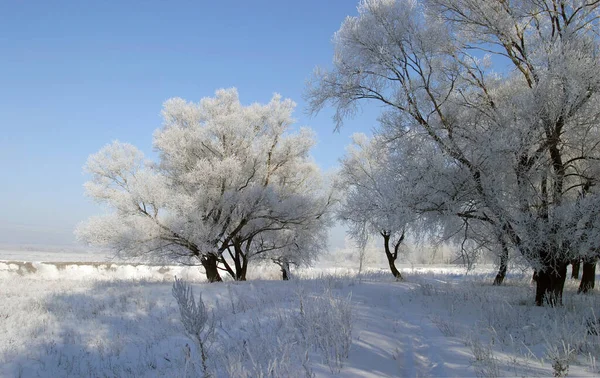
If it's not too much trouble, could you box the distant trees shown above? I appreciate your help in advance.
[77,89,333,281]
[309,0,600,305]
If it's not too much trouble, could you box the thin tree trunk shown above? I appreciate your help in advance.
[571,259,581,280]
[237,260,247,281]
[382,232,403,280]
[234,242,243,281]
[236,243,248,281]
[281,261,291,280]
[535,261,568,306]
[201,254,222,283]
[493,239,509,285]
[578,259,596,294]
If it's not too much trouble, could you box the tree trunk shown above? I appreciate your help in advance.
[382,233,403,280]
[493,240,509,285]
[232,260,247,281]
[235,251,248,281]
[236,264,247,281]
[535,262,567,306]
[230,242,247,281]
[578,259,596,294]
[201,254,222,283]
[281,261,291,281]
[571,259,581,280]
[387,258,403,280]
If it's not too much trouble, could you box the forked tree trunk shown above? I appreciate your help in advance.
[236,263,248,281]
[578,259,596,294]
[571,259,581,280]
[493,240,509,286]
[225,242,247,281]
[381,231,403,281]
[535,261,568,306]
[201,254,222,282]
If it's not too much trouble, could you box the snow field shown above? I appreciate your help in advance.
[0,260,206,282]
[1,265,599,377]
[0,268,354,377]
[406,272,600,377]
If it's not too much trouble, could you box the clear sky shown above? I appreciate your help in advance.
[0,0,380,248]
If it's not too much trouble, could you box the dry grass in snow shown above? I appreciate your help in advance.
[1,259,599,377]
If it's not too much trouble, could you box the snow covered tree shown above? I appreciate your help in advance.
[308,0,600,305]
[266,224,329,280]
[337,133,411,280]
[77,88,333,282]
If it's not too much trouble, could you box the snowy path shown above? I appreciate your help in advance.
[339,281,474,378]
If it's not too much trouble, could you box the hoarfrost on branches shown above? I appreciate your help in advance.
[77,88,333,281]
[309,0,600,305]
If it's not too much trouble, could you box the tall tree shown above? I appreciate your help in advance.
[308,0,600,305]
[77,89,332,281]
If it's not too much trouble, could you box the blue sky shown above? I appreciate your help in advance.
[0,0,381,247]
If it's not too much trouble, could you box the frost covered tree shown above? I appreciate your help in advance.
[308,0,600,305]
[337,133,410,280]
[77,89,333,282]
[338,130,501,281]
[266,225,328,280]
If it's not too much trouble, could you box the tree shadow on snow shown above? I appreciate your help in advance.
[4,280,192,377]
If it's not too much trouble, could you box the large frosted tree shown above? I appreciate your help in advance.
[308,0,600,305]
[77,88,333,282]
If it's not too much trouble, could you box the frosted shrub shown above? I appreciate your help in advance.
[468,336,500,378]
[295,288,352,373]
[430,314,457,337]
[218,285,352,376]
[545,340,576,378]
[172,277,215,377]
[417,281,440,297]
[219,324,314,378]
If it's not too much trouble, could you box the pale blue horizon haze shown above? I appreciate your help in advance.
[0,1,381,249]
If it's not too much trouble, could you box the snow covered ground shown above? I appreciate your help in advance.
[0,246,112,262]
[1,249,599,377]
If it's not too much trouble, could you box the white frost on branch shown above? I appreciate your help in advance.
[77,89,333,279]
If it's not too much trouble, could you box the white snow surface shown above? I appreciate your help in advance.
[1,250,599,377]
[0,247,111,262]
